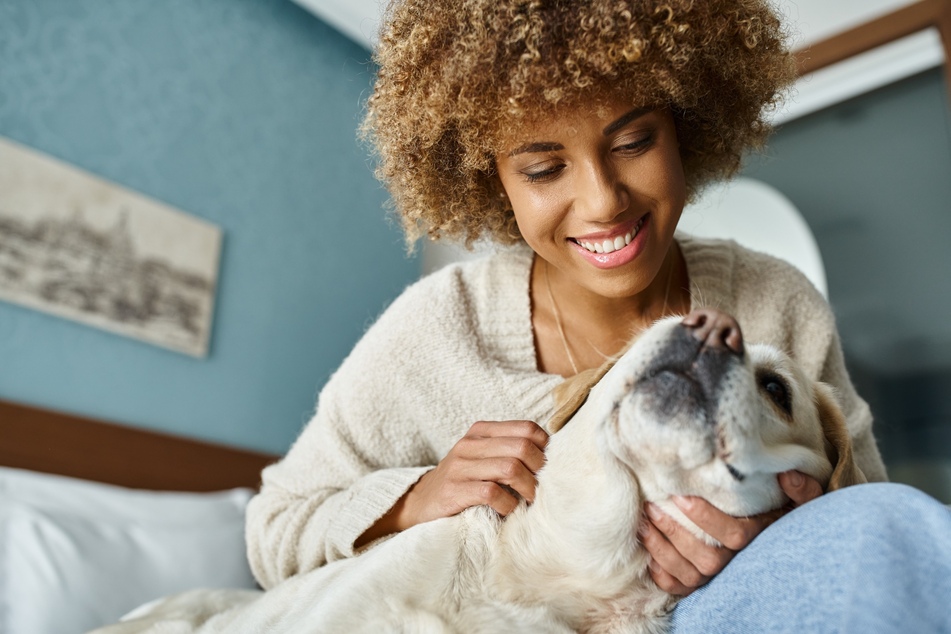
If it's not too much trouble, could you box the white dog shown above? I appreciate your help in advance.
[103,308,865,634]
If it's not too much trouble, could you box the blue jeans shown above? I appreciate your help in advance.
[671,483,951,633]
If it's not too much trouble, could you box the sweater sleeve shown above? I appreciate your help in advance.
[245,270,468,590]
[244,391,434,590]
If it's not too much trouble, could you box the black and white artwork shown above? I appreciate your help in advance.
[0,137,222,357]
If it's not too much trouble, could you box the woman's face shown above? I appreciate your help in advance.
[495,100,687,300]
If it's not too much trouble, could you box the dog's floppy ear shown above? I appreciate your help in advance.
[815,383,867,491]
[546,360,616,433]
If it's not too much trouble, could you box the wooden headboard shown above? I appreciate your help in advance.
[0,398,279,492]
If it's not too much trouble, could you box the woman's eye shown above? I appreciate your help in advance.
[614,133,654,155]
[523,165,564,183]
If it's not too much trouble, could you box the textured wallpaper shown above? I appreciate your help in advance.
[0,0,418,452]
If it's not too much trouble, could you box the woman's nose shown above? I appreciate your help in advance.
[575,162,629,222]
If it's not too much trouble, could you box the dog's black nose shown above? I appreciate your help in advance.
[681,308,744,357]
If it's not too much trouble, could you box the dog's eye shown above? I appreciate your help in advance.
[758,371,792,415]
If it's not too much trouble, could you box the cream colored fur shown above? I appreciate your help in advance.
[98,314,865,634]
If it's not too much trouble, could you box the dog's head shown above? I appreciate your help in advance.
[548,308,865,517]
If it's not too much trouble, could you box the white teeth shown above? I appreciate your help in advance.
[576,218,644,255]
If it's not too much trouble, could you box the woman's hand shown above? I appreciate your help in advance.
[356,420,548,547]
[406,420,549,523]
[638,470,823,596]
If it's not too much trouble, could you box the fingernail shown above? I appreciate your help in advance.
[672,495,693,511]
[637,521,649,537]
[646,503,663,521]
[787,471,803,487]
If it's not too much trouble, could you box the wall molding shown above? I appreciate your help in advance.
[792,0,951,105]
[794,0,951,76]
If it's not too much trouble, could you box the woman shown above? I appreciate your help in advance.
[247,0,950,629]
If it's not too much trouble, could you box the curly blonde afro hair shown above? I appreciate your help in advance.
[362,0,795,246]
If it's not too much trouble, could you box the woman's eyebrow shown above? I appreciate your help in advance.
[507,107,653,156]
[508,141,564,157]
[602,107,653,136]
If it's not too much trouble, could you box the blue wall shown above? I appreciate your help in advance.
[0,0,418,454]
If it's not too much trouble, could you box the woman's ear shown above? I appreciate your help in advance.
[815,383,867,491]
[547,360,615,433]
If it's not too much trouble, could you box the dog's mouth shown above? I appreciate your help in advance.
[716,424,747,482]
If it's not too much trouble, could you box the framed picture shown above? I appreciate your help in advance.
[0,137,222,358]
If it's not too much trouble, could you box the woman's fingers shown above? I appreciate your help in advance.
[456,455,542,502]
[646,554,694,596]
[640,502,740,595]
[641,474,826,595]
[639,517,706,594]
[466,420,549,452]
[470,480,521,517]
[455,433,547,474]
[778,470,823,507]
[645,503,735,579]
[669,472,824,551]
[670,496,774,551]
[449,420,549,503]
[407,420,550,525]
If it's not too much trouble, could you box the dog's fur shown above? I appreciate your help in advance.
[139,311,865,634]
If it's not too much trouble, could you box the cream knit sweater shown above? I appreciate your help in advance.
[245,235,887,590]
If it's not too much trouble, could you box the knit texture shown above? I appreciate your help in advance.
[245,235,887,589]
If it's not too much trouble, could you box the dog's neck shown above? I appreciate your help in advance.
[487,403,663,627]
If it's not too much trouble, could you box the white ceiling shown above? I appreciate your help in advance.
[292,0,382,48]
[291,0,945,121]
[294,0,922,49]
[780,0,930,44]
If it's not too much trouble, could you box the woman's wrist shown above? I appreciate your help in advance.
[354,476,425,549]
[354,493,410,548]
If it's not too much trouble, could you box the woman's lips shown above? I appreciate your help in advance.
[574,216,646,255]
[570,215,650,269]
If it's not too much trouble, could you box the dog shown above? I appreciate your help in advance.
[105,308,865,634]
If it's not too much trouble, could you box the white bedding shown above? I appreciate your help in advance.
[86,517,460,634]
[0,466,258,634]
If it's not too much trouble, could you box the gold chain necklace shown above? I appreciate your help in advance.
[544,258,675,376]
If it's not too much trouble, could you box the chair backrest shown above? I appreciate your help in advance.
[678,177,828,298]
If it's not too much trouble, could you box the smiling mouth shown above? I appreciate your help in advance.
[572,216,646,254]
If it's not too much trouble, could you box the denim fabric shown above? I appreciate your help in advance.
[671,483,951,634]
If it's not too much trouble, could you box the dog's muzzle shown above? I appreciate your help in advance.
[635,308,745,423]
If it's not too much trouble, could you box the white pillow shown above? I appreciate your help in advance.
[0,466,258,634]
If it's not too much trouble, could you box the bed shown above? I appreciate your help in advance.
[0,398,278,634]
